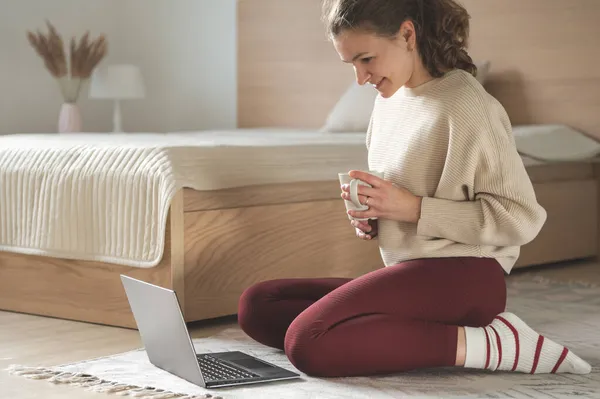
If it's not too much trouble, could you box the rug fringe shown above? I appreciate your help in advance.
[509,273,599,289]
[6,364,221,399]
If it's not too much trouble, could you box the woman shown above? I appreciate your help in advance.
[237,0,592,377]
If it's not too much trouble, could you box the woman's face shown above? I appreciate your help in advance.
[332,22,420,98]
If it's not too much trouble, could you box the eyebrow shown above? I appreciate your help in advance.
[342,52,369,63]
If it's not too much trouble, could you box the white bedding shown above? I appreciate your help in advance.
[0,129,368,268]
[513,124,600,162]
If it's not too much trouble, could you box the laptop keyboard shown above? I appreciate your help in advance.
[197,354,261,382]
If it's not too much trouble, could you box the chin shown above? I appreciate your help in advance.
[377,84,400,98]
[373,77,402,98]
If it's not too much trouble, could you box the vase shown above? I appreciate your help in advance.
[58,102,82,133]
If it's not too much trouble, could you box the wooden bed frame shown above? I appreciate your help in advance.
[1,0,599,328]
[0,183,383,328]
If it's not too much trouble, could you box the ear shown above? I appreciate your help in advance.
[398,20,417,50]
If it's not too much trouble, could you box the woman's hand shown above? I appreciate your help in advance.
[340,170,423,223]
[352,219,378,240]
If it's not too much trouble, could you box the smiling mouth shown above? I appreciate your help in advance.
[371,79,385,90]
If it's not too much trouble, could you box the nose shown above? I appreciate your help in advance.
[354,65,371,86]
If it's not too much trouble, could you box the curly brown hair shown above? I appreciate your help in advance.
[322,0,477,78]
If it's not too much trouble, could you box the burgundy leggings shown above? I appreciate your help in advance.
[237,257,506,377]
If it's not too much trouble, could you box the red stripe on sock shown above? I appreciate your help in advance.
[551,347,569,373]
[489,325,502,370]
[530,335,545,374]
[483,328,491,369]
[495,315,520,371]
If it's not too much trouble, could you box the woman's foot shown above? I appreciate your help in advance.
[464,312,591,374]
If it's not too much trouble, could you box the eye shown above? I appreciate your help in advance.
[360,57,373,64]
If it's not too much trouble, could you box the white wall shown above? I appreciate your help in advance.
[0,0,237,134]
[0,0,119,134]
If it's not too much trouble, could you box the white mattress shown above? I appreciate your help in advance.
[0,129,369,190]
[0,129,368,268]
[170,129,369,189]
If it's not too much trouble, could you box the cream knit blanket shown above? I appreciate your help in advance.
[0,131,367,267]
[0,138,177,267]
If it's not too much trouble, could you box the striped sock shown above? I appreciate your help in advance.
[464,312,591,374]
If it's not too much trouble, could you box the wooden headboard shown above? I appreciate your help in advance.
[238,0,600,139]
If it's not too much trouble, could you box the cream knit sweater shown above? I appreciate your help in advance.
[367,69,547,273]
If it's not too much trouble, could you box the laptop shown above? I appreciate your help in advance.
[120,275,301,389]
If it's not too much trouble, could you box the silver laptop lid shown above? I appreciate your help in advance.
[120,275,205,387]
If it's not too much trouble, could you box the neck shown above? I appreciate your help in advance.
[404,54,435,88]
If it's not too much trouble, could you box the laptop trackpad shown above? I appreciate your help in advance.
[213,352,278,371]
[230,357,276,370]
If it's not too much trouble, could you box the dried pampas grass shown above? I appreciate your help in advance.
[27,20,108,103]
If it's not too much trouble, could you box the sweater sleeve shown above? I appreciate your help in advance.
[416,94,547,247]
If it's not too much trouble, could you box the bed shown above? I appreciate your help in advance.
[0,130,382,328]
[1,0,600,329]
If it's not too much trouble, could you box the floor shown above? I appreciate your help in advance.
[1,260,599,399]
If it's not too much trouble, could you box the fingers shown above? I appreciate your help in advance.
[355,227,374,240]
[348,208,377,220]
[351,220,371,233]
[340,191,370,206]
[352,220,376,240]
[340,185,377,204]
[348,170,384,188]
[342,190,378,218]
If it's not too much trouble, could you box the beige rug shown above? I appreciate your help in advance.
[6,275,600,399]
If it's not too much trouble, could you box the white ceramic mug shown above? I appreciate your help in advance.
[338,170,384,221]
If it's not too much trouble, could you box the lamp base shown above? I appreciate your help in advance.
[58,103,82,133]
[112,99,123,133]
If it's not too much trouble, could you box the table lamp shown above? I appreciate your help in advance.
[89,64,145,132]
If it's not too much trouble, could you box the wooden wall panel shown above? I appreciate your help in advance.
[238,0,600,139]
[463,0,600,138]
[237,0,354,128]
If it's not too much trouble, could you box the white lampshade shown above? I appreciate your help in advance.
[89,64,145,99]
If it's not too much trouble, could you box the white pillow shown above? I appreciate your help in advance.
[513,124,600,161]
[475,60,491,85]
[320,82,378,133]
[321,60,492,133]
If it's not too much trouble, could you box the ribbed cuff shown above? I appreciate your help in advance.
[464,326,487,369]
[416,196,482,242]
